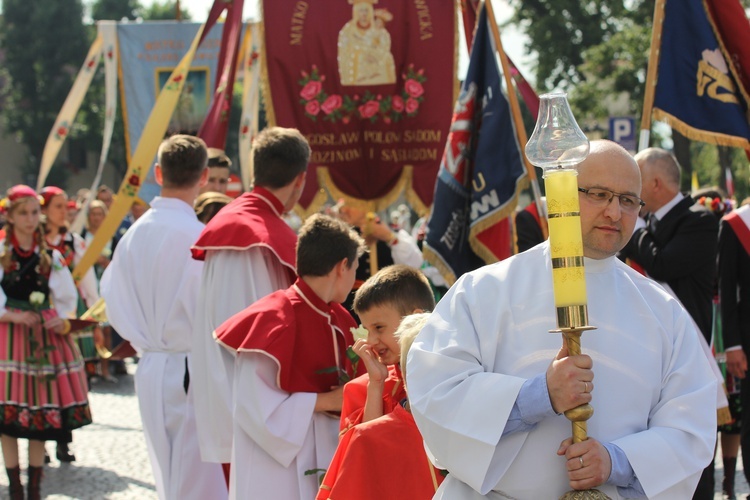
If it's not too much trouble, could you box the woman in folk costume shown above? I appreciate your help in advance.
[40,186,99,463]
[0,186,92,500]
[80,199,120,382]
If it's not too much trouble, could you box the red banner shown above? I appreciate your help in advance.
[262,0,457,215]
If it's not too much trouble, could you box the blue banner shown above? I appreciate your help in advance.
[653,0,750,148]
[117,22,224,201]
[423,4,526,286]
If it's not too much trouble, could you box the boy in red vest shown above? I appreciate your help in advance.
[319,313,445,499]
[339,265,435,433]
[215,214,366,500]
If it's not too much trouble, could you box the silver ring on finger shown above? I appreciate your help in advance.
[579,456,584,469]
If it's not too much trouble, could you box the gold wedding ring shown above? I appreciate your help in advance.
[579,456,584,468]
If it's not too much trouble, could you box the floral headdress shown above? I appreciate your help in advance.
[1,185,42,215]
[40,186,66,207]
[697,196,735,217]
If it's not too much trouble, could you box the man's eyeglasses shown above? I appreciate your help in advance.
[577,187,645,213]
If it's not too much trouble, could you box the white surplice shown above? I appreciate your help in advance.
[230,354,337,500]
[407,242,717,499]
[100,197,225,500]
[191,247,293,463]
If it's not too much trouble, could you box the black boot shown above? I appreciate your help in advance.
[26,466,42,500]
[56,441,75,462]
[6,466,23,500]
[723,456,737,499]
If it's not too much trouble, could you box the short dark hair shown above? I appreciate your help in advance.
[157,135,208,188]
[353,265,435,316]
[296,214,366,277]
[207,147,232,168]
[252,127,310,189]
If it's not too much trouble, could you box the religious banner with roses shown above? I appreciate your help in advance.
[262,0,457,215]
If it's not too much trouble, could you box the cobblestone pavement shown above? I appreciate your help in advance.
[0,359,746,498]
[0,360,156,499]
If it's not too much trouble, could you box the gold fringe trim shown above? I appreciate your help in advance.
[317,165,413,213]
[652,108,750,149]
[422,244,457,287]
[468,171,528,264]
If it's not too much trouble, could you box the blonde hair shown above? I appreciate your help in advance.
[395,313,431,382]
[86,200,108,231]
[1,196,51,275]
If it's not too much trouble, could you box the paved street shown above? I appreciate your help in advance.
[0,360,156,499]
[0,359,746,498]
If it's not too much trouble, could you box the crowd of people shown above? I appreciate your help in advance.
[0,131,748,499]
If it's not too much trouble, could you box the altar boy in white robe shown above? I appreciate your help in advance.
[407,140,717,499]
[190,128,308,477]
[101,135,225,500]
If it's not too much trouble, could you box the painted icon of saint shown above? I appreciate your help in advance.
[337,0,396,86]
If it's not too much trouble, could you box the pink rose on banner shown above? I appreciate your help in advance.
[392,95,405,112]
[406,97,420,114]
[404,79,425,98]
[321,95,343,115]
[45,409,61,428]
[359,100,380,119]
[300,80,323,101]
[305,100,321,116]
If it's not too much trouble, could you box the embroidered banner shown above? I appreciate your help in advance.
[36,34,103,191]
[423,3,526,286]
[651,0,750,148]
[261,0,457,215]
[117,21,224,201]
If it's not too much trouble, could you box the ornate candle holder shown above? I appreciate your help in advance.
[525,92,609,500]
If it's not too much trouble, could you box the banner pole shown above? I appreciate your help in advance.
[484,0,547,232]
[639,0,667,152]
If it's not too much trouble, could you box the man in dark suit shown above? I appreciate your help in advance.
[618,147,718,499]
[719,202,750,497]
[620,148,718,342]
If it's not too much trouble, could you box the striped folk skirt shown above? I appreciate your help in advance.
[0,308,92,441]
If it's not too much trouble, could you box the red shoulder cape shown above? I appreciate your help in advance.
[191,187,296,278]
[215,279,359,393]
[339,364,405,432]
[724,206,750,256]
[318,405,444,500]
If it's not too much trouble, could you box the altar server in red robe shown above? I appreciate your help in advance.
[339,265,434,433]
[215,214,366,500]
[318,313,444,500]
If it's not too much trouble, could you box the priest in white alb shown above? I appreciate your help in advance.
[189,128,309,479]
[407,141,717,499]
[101,135,225,500]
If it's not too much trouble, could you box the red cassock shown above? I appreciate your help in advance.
[215,278,362,393]
[191,186,297,283]
[339,364,406,433]
[318,404,444,500]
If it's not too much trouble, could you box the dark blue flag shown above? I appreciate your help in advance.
[653,0,750,148]
[423,4,526,286]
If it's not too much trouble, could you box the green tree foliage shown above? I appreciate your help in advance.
[91,0,142,21]
[138,1,192,21]
[0,0,89,187]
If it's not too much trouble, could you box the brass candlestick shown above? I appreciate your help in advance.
[527,93,610,500]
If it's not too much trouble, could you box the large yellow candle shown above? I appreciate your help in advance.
[544,169,588,310]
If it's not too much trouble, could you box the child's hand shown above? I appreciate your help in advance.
[315,386,344,413]
[352,338,388,385]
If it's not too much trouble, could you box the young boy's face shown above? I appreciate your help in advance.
[358,303,403,366]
